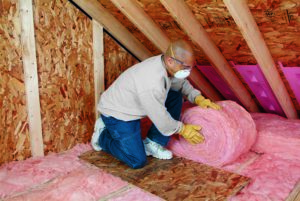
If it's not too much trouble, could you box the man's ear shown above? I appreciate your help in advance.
[165,56,174,67]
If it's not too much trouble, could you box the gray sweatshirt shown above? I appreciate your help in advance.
[97,55,201,136]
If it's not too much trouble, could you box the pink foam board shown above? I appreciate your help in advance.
[196,65,241,104]
[279,62,300,106]
[232,62,285,116]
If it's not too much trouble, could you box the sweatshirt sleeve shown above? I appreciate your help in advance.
[139,89,183,136]
[178,79,201,103]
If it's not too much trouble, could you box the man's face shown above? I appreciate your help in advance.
[166,53,195,77]
[179,54,195,71]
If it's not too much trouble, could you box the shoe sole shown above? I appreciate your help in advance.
[145,150,173,160]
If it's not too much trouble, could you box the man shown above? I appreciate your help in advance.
[91,40,220,169]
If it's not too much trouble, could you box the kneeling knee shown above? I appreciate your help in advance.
[130,158,147,169]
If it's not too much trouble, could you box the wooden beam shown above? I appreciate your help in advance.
[223,0,298,119]
[110,0,170,52]
[93,20,105,119]
[109,0,222,101]
[71,0,152,61]
[19,0,44,157]
[160,0,259,112]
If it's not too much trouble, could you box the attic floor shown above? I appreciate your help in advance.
[0,144,299,200]
[79,150,250,201]
[0,144,248,201]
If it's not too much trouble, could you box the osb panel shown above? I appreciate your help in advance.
[34,0,95,154]
[184,0,256,64]
[248,0,300,66]
[104,32,139,88]
[98,0,160,55]
[0,0,31,164]
[80,150,250,201]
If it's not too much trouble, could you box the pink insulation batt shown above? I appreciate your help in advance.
[4,166,128,201]
[229,153,300,201]
[168,101,257,167]
[0,144,92,198]
[5,167,161,201]
[0,144,161,201]
[251,113,300,160]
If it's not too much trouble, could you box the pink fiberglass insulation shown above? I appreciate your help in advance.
[251,113,300,160]
[0,144,92,198]
[4,165,161,201]
[229,153,300,201]
[1,143,162,201]
[223,151,260,174]
[167,101,257,167]
[5,166,128,201]
[5,174,161,201]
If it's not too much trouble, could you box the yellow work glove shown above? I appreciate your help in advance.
[179,124,205,145]
[195,95,221,110]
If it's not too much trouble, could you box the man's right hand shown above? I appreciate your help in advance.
[179,124,205,145]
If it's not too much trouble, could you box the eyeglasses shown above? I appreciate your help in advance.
[170,56,194,71]
[170,44,195,71]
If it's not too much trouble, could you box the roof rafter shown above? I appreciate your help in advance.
[110,0,170,52]
[160,0,259,112]
[224,0,298,119]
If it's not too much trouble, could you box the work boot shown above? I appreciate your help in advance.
[91,117,106,151]
[143,138,173,160]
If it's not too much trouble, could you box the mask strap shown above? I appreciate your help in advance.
[170,43,175,58]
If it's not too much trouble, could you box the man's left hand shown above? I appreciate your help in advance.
[195,95,221,110]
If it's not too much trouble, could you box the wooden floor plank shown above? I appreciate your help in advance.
[80,150,250,201]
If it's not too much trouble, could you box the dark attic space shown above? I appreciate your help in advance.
[0,0,300,200]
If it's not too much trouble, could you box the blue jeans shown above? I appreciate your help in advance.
[99,90,183,169]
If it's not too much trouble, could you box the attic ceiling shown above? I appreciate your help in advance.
[72,0,300,118]
[99,0,300,66]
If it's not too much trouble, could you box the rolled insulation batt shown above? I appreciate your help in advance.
[168,101,257,167]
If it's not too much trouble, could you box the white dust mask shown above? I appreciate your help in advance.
[174,69,190,79]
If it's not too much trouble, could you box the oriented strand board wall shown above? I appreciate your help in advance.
[34,0,95,154]
[104,32,139,88]
[0,0,137,164]
[0,0,31,164]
